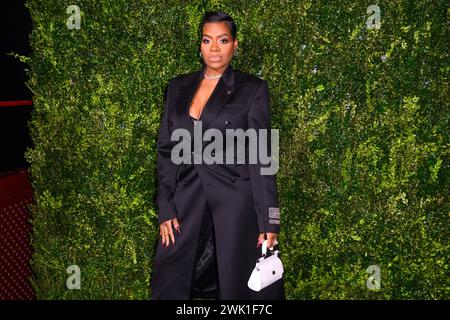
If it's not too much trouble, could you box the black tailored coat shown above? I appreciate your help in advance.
[151,63,285,300]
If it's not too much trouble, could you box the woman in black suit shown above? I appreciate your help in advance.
[151,11,285,300]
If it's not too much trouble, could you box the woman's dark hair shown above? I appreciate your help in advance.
[198,11,237,41]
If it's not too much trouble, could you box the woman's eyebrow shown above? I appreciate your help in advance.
[202,33,230,38]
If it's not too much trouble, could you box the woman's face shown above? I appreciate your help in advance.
[200,22,238,72]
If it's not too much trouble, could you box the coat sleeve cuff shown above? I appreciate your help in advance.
[157,199,178,224]
[256,206,281,233]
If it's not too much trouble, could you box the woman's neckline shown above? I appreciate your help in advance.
[188,75,219,121]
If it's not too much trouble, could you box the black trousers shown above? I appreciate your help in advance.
[190,203,220,299]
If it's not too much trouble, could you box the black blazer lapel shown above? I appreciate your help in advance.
[174,64,239,138]
[199,63,237,130]
[174,70,202,139]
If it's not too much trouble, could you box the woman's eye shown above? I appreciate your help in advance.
[202,39,229,44]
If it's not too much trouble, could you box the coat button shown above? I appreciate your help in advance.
[182,179,188,185]
[227,90,232,94]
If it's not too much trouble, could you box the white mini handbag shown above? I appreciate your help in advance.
[247,240,284,292]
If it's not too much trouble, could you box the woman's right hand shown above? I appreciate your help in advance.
[160,217,181,247]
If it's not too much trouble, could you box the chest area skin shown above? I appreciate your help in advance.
[188,78,220,120]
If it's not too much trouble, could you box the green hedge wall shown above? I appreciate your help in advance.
[23,0,449,299]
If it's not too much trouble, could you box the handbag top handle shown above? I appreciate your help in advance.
[261,239,279,256]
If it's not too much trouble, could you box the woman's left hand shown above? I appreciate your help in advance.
[257,232,278,249]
